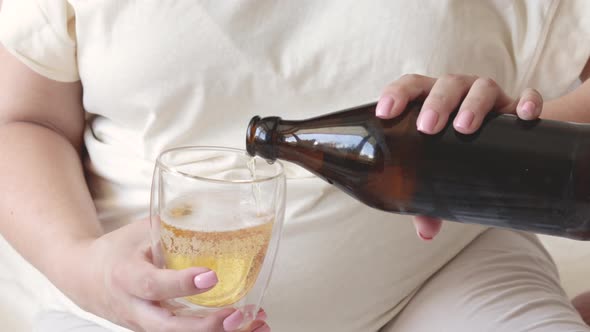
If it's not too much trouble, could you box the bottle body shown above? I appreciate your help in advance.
[246,102,590,240]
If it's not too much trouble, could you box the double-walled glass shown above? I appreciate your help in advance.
[150,146,285,328]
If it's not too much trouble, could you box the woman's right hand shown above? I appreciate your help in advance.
[72,219,269,332]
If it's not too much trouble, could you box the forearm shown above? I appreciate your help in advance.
[0,121,102,288]
[541,78,590,123]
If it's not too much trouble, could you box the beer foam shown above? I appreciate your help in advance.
[163,192,273,232]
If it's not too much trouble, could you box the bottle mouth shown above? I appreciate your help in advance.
[246,116,261,157]
[245,115,281,161]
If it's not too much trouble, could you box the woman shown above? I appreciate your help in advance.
[0,1,589,331]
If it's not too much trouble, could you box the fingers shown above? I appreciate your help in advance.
[572,291,590,325]
[453,85,542,134]
[114,258,218,301]
[130,300,269,332]
[223,308,270,332]
[377,75,543,243]
[515,88,543,120]
[130,298,234,332]
[413,216,442,241]
[376,74,436,118]
[453,77,512,134]
[377,74,543,135]
[417,74,478,134]
[246,319,269,332]
[252,323,272,332]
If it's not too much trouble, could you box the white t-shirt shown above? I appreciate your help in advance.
[1,1,589,331]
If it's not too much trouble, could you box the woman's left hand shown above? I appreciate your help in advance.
[375,74,544,240]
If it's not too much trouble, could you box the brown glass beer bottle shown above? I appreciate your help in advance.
[246,102,590,240]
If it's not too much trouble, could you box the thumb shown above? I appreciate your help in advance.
[413,216,442,241]
[118,257,218,301]
[514,88,543,120]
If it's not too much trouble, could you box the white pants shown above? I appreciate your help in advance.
[382,228,589,332]
[35,229,589,332]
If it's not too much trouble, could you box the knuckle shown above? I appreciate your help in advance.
[424,91,448,108]
[198,313,226,332]
[442,73,462,81]
[387,84,411,98]
[523,88,542,99]
[176,274,189,294]
[477,77,498,89]
[461,96,485,111]
[140,274,159,300]
[442,73,468,85]
[400,73,423,82]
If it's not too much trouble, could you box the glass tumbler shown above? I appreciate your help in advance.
[150,146,285,328]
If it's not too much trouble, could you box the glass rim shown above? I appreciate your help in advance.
[155,146,285,184]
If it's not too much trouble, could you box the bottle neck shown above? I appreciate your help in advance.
[246,115,281,161]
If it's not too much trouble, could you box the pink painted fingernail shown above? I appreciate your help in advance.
[253,324,271,332]
[194,271,218,289]
[223,310,244,331]
[376,95,395,118]
[454,111,475,131]
[417,109,439,133]
[418,231,433,241]
[521,101,536,119]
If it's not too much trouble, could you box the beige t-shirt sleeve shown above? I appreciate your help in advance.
[0,0,78,82]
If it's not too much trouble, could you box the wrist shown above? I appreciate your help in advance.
[45,236,104,312]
